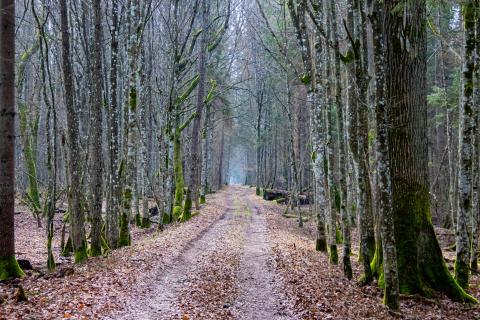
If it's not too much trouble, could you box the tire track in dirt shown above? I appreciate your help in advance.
[232,189,295,319]
[117,186,295,320]
[117,189,244,319]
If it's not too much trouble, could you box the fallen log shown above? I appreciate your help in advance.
[263,189,310,205]
[263,189,289,201]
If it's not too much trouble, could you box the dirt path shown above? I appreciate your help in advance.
[117,186,294,320]
[232,192,293,319]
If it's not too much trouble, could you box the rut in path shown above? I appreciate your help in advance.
[233,192,292,319]
[117,186,294,320]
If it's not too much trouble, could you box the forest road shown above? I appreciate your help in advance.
[117,185,294,320]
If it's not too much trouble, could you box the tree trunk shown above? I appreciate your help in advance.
[472,1,480,272]
[455,1,477,289]
[120,0,141,247]
[371,0,399,309]
[173,131,185,219]
[384,0,474,302]
[59,0,88,263]
[89,0,104,257]
[187,0,208,213]
[107,0,120,249]
[329,0,352,278]
[0,0,24,280]
[352,0,375,283]
[200,104,211,204]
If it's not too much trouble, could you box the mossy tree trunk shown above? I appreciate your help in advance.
[59,0,87,263]
[186,0,208,214]
[372,0,399,309]
[348,0,375,283]
[89,0,104,257]
[472,0,480,272]
[324,0,338,265]
[312,79,328,252]
[384,0,475,303]
[455,1,477,288]
[200,104,211,204]
[0,0,25,281]
[329,0,351,277]
[173,131,185,220]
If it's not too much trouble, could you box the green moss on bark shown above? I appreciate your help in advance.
[343,246,353,280]
[454,260,469,290]
[329,245,338,265]
[61,235,73,257]
[118,212,131,247]
[173,135,185,218]
[200,194,206,204]
[140,217,151,229]
[163,212,172,225]
[0,256,25,281]
[370,241,383,279]
[316,238,327,252]
[336,227,343,244]
[135,213,142,227]
[173,206,182,220]
[182,188,192,222]
[47,253,55,272]
[393,185,476,303]
[89,242,102,257]
[74,241,88,264]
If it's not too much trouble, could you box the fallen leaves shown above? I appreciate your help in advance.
[258,195,480,320]
[2,187,479,319]
[0,192,228,320]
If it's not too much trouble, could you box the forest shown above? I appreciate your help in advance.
[1,0,480,319]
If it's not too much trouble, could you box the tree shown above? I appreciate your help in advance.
[89,0,104,256]
[384,0,475,302]
[371,0,399,309]
[0,0,24,281]
[329,0,352,279]
[59,0,88,263]
[186,0,208,215]
[455,0,477,290]
[106,0,120,249]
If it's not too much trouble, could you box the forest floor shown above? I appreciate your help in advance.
[1,186,480,319]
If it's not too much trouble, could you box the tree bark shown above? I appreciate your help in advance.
[472,0,480,272]
[107,0,120,249]
[455,1,477,289]
[59,0,88,263]
[372,0,399,309]
[89,0,104,257]
[384,0,474,302]
[187,0,208,212]
[0,0,24,280]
